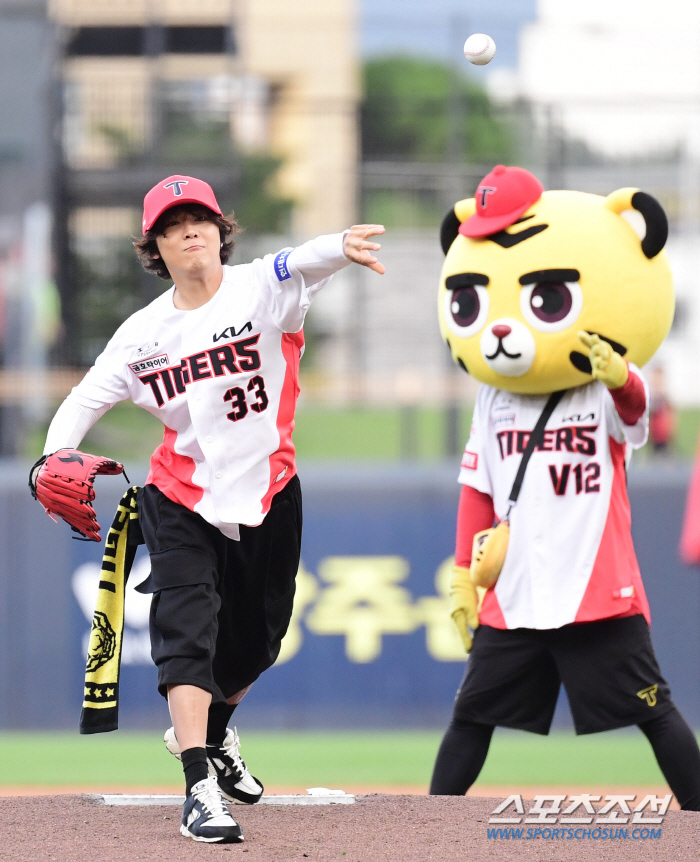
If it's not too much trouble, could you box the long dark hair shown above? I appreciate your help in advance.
[133,204,239,280]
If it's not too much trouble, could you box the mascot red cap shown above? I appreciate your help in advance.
[459,164,544,238]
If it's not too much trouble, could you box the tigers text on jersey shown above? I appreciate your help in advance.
[459,371,650,630]
[61,234,350,538]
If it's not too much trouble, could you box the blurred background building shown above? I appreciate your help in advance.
[3,0,700,457]
[51,0,357,362]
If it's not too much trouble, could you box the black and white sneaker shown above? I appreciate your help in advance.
[165,726,264,804]
[206,727,265,804]
[180,776,244,844]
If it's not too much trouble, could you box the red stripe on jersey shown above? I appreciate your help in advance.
[479,587,508,628]
[455,486,503,627]
[146,425,203,511]
[680,444,700,564]
[574,436,650,624]
[260,331,303,514]
[610,365,647,426]
[455,485,495,568]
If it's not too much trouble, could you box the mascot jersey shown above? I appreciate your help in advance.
[458,369,650,630]
[438,164,675,634]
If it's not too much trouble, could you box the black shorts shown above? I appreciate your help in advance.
[136,476,302,703]
[453,615,674,735]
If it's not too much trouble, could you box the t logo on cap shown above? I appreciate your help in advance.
[164,180,189,197]
[141,175,223,233]
[477,186,497,209]
[460,165,544,238]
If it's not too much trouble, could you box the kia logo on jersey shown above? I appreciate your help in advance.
[562,412,596,423]
[164,180,189,196]
[213,322,253,343]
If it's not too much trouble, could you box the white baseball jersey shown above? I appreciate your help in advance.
[46,233,350,538]
[459,370,650,630]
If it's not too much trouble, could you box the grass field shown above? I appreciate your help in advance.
[26,400,700,463]
[0,729,674,789]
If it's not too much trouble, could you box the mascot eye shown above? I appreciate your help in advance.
[444,285,489,337]
[451,287,480,326]
[530,284,571,321]
[520,281,583,333]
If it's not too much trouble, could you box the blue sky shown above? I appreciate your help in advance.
[360,0,537,68]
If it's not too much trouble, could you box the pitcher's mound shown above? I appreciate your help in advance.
[0,794,695,861]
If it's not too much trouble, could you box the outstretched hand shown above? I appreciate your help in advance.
[343,224,386,274]
[577,331,628,389]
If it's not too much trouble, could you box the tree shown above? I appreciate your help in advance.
[361,56,518,164]
[231,154,294,235]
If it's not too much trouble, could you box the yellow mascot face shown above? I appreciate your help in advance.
[438,177,675,394]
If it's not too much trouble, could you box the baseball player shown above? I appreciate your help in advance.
[33,175,385,844]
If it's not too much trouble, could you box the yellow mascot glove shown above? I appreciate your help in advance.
[578,331,628,389]
[450,565,479,653]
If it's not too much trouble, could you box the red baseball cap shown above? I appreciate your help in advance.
[142,175,223,234]
[460,165,543,238]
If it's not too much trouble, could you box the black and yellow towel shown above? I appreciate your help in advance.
[79,486,142,734]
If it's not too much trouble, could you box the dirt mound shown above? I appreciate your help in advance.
[0,794,695,861]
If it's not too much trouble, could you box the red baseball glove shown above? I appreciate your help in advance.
[29,449,126,542]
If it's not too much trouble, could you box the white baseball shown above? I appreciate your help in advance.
[463,33,496,66]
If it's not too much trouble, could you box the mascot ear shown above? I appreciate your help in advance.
[440,198,477,255]
[605,187,668,259]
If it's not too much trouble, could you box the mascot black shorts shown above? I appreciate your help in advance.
[453,615,674,734]
[136,476,302,703]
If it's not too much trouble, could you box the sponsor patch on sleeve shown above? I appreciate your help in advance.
[492,412,515,428]
[461,451,478,470]
[274,249,293,282]
[129,354,169,376]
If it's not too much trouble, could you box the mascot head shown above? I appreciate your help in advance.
[438,165,675,394]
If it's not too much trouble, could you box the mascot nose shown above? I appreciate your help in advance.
[492,324,512,339]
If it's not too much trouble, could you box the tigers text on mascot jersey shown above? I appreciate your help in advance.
[428,165,700,810]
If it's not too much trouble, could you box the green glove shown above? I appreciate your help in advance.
[578,331,628,389]
[450,565,480,653]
